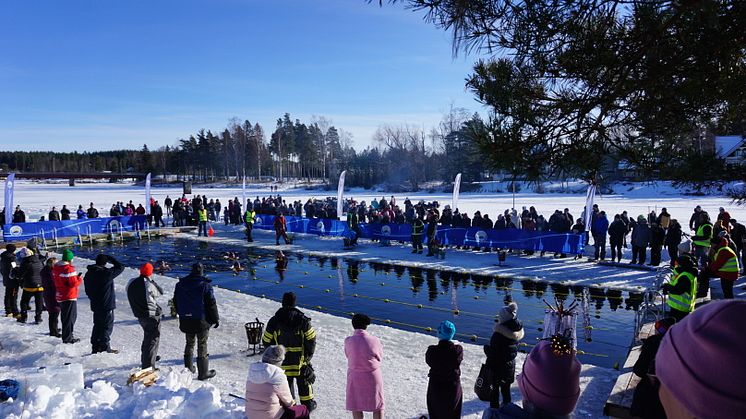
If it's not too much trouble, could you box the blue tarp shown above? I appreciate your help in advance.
[2,216,148,242]
[253,215,585,254]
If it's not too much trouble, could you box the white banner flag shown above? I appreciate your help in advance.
[145,173,152,216]
[4,173,15,225]
[337,170,347,219]
[242,176,247,209]
[583,184,596,229]
[452,173,462,211]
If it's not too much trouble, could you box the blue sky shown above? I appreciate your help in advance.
[0,0,479,152]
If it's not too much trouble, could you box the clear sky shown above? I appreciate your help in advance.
[0,0,479,152]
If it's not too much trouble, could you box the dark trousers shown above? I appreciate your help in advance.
[287,375,314,404]
[4,282,19,315]
[198,221,207,236]
[19,290,43,322]
[427,236,438,256]
[412,235,423,251]
[138,316,161,369]
[60,300,78,343]
[650,245,662,266]
[91,310,114,352]
[489,382,512,408]
[276,230,290,245]
[245,223,253,242]
[722,279,735,299]
[48,311,60,336]
[594,234,607,260]
[610,241,623,262]
[631,245,646,264]
[280,405,310,419]
[155,216,165,227]
[669,307,688,322]
[185,328,210,359]
[667,245,679,268]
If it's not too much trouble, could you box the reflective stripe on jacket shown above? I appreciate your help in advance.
[667,271,696,313]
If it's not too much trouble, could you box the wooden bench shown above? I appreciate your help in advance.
[603,323,655,418]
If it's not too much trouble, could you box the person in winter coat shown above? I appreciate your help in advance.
[41,257,61,337]
[174,263,219,379]
[126,263,164,369]
[60,205,71,220]
[262,292,317,411]
[631,317,676,419]
[649,222,665,266]
[274,212,291,245]
[12,206,25,223]
[630,215,650,265]
[592,211,609,261]
[426,212,439,257]
[708,237,740,299]
[53,249,82,344]
[691,211,713,267]
[344,314,384,419]
[17,247,44,324]
[426,320,463,419]
[729,219,746,274]
[87,203,99,219]
[484,302,524,408]
[1,243,19,317]
[245,345,310,419]
[664,219,683,268]
[84,254,124,354]
[411,216,424,254]
[657,208,671,230]
[48,206,60,221]
[662,254,698,321]
[608,215,627,263]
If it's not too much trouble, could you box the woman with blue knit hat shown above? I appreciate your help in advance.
[425,320,463,419]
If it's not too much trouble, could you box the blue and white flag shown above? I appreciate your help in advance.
[145,173,152,216]
[337,170,346,219]
[4,173,15,225]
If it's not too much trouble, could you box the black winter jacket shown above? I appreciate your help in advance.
[126,275,164,319]
[484,318,524,384]
[608,220,627,244]
[262,307,316,372]
[84,256,124,311]
[19,254,44,290]
[0,250,17,286]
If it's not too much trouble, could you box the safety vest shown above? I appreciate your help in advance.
[692,223,712,247]
[244,210,255,225]
[198,209,207,222]
[412,220,424,235]
[715,246,739,273]
[667,271,697,313]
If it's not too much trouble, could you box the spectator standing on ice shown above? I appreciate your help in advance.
[84,254,124,354]
[245,345,310,419]
[608,214,626,263]
[729,219,746,273]
[662,254,698,321]
[655,300,746,419]
[591,211,609,261]
[691,211,712,267]
[649,222,665,266]
[60,205,71,220]
[262,292,317,411]
[197,205,208,237]
[1,244,19,317]
[48,206,60,221]
[164,195,172,217]
[16,247,44,324]
[41,257,61,337]
[425,320,463,419]
[664,219,683,268]
[126,262,164,370]
[411,215,424,254]
[87,202,99,219]
[53,249,83,344]
[425,211,439,257]
[274,212,291,245]
[484,302,524,408]
[657,207,671,230]
[244,204,256,243]
[12,206,25,223]
[631,215,650,265]
[707,236,739,298]
[344,313,384,419]
[630,317,675,419]
[76,205,86,219]
[153,201,165,227]
[174,263,219,380]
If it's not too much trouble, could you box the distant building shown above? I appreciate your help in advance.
[715,135,746,166]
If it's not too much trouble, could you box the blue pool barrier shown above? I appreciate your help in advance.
[2,216,147,242]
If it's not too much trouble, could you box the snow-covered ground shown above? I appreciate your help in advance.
[0,259,617,418]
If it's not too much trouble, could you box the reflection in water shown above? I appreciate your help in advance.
[409,267,424,293]
[589,287,606,312]
[550,283,571,302]
[275,251,288,281]
[607,289,623,311]
[426,270,438,301]
[347,260,360,283]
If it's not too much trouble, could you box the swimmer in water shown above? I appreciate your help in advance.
[232,260,244,274]
[155,260,171,274]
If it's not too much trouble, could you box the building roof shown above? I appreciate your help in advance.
[715,135,744,159]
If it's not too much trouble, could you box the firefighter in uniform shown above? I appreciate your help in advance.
[411,215,425,254]
[262,292,317,411]
[244,204,256,243]
[662,254,698,321]
[708,237,740,299]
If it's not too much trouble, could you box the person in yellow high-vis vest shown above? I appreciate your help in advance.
[691,212,713,267]
[662,254,698,321]
[708,238,740,299]
[197,206,208,237]
[244,204,255,243]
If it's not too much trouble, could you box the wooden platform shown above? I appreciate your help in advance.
[603,322,655,419]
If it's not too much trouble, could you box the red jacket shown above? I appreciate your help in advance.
[274,216,287,232]
[709,241,739,281]
[52,261,83,302]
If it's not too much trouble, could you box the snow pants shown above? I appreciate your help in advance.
[19,290,43,322]
[631,245,646,265]
[185,329,209,360]
[91,310,114,353]
[48,311,60,336]
[60,300,78,343]
[610,240,623,262]
[138,316,161,369]
[4,280,19,315]
[593,234,607,260]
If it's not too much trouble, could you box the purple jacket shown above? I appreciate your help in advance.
[41,266,60,313]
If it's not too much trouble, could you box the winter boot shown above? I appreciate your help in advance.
[184,355,196,373]
[16,312,27,323]
[196,357,216,380]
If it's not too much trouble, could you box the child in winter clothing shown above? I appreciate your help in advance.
[484,302,524,408]
[426,320,463,419]
[245,345,310,419]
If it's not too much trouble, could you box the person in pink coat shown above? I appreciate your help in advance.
[344,313,384,419]
[245,345,309,419]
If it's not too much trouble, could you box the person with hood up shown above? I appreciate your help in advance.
[630,317,676,419]
[41,257,61,337]
[52,249,83,344]
[662,254,698,321]
[707,236,740,299]
[245,345,310,419]
[126,263,164,369]
[426,320,463,419]
[484,302,524,408]
[174,263,219,380]
[262,292,317,411]
[655,300,746,419]
[17,247,44,324]
[1,244,19,317]
[630,215,650,265]
[344,313,384,419]
[84,254,124,354]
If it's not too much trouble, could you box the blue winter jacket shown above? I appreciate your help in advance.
[592,216,609,236]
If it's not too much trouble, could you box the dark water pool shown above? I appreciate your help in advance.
[72,238,639,368]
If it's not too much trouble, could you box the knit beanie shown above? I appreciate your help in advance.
[62,249,74,262]
[140,263,154,277]
[437,320,456,341]
[499,302,518,323]
[26,238,37,250]
[95,254,108,266]
[517,339,582,416]
[262,345,286,366]
[656,300,746,418]
[282,292,297,308]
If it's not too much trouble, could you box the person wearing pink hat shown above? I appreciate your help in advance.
[516,335,581,417]
[656,300,746,419]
